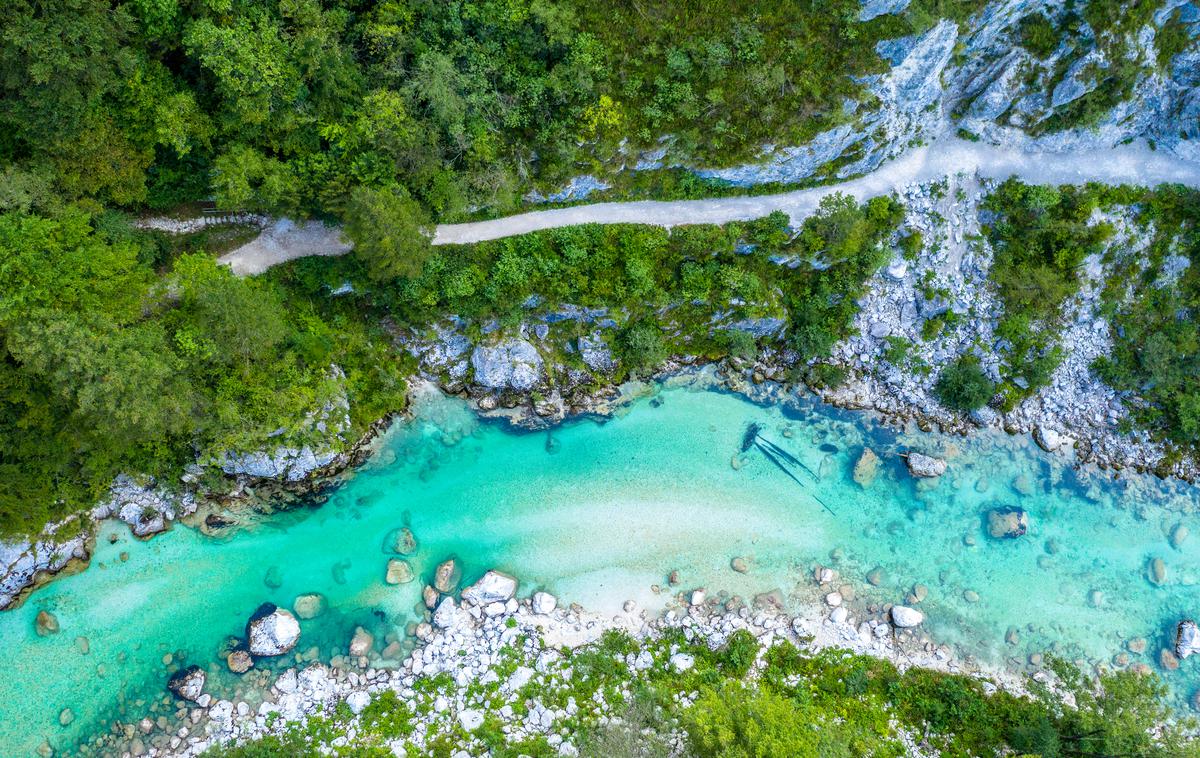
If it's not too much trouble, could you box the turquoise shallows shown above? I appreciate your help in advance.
[2,379,1199,755]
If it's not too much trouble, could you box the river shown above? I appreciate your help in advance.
[3,376,1199,754]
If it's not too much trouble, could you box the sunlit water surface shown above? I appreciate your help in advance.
[2,377,1199,755]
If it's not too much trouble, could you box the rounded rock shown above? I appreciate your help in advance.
[246,604,301,657]
[166,666,206,702]
[35,610,60,637]
[226,650,253,674]
[385,559,414,585]
[433,558,462,594]
[891,605,924,628]
[292,593,327,620]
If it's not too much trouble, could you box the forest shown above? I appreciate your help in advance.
[0,0,958,535]
[2,0,1198,534]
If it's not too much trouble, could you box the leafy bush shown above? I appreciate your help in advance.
[716,630,760,678]
[358,691,415,741]
[1018,13,1060,58]
[617,321,669,376]
[934,355,995,411]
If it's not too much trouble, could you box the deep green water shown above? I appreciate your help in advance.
[2,376,1200,755]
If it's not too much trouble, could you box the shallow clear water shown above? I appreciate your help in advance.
[2,377,1200,755]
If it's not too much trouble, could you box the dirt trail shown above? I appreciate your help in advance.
[215,137,1200,272]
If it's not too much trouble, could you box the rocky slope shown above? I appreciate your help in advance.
[691,0,1200,187]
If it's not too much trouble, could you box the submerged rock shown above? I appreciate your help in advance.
[292,593,327,620]
[1161,648,1181,672]
[433,559,462,594]
[906,453,946,478]
[167,666,206,702]
[35,610,59,636]
[1171,523,1190,550]
[385,559,414,585]
[226,650,253,674]
[853,448,881,488]
[1148,557,1168,587]
[263,565,283,589]
[246,604,301,657]
[730,557,750,574]
[986,506,1029,539]
[891,605,924,628]
[387,527,417,556]
[422,585,440,610]
[349,626,374,657]
[461,570,518,605]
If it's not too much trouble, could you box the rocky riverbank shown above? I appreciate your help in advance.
[0,403,393,612]
[75,559,1039,758]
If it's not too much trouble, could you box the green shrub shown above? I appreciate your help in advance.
[1018,13,1060,58]
[717,629,760,678]
[617,321,669,376]
[359,690,415,741]
[934,355,995,411]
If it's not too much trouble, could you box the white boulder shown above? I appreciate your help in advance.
[531,591,557,615]
[890,605,925,628]
[1034,426,1070,453]
[247,604,301,657]
[167,666,206,702]
[906,453,946,478]
[433,597,464,629]
[461,570,518,606]
[1177,620,1200,659]
[670,653,695,672]
[459,709,485,731]
[471,340,544,391]
[346,691,370,715]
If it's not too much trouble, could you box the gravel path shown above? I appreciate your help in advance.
[214,136,1200,272]
[218,219,351,276]
[434,136,1200,244]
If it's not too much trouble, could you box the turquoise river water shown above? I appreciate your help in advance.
[2,376,1200,755]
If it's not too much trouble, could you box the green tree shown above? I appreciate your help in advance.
[169,254,289,370]
[617,321,668,376]
[344,184,433,281]
[934,355,995,412]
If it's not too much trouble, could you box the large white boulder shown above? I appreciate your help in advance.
[167,666,206,702]
[461,570,518,606]
[346,691,370,715]
[433,597,464,629]
[906,453,946,478]
[471,340,544,391]
[890,605,925,628]
[1034,426,1070,453]
[670,653,695,672]
[1177,620,1200,659]
[246,604,301,656]
[531,591,558,615]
